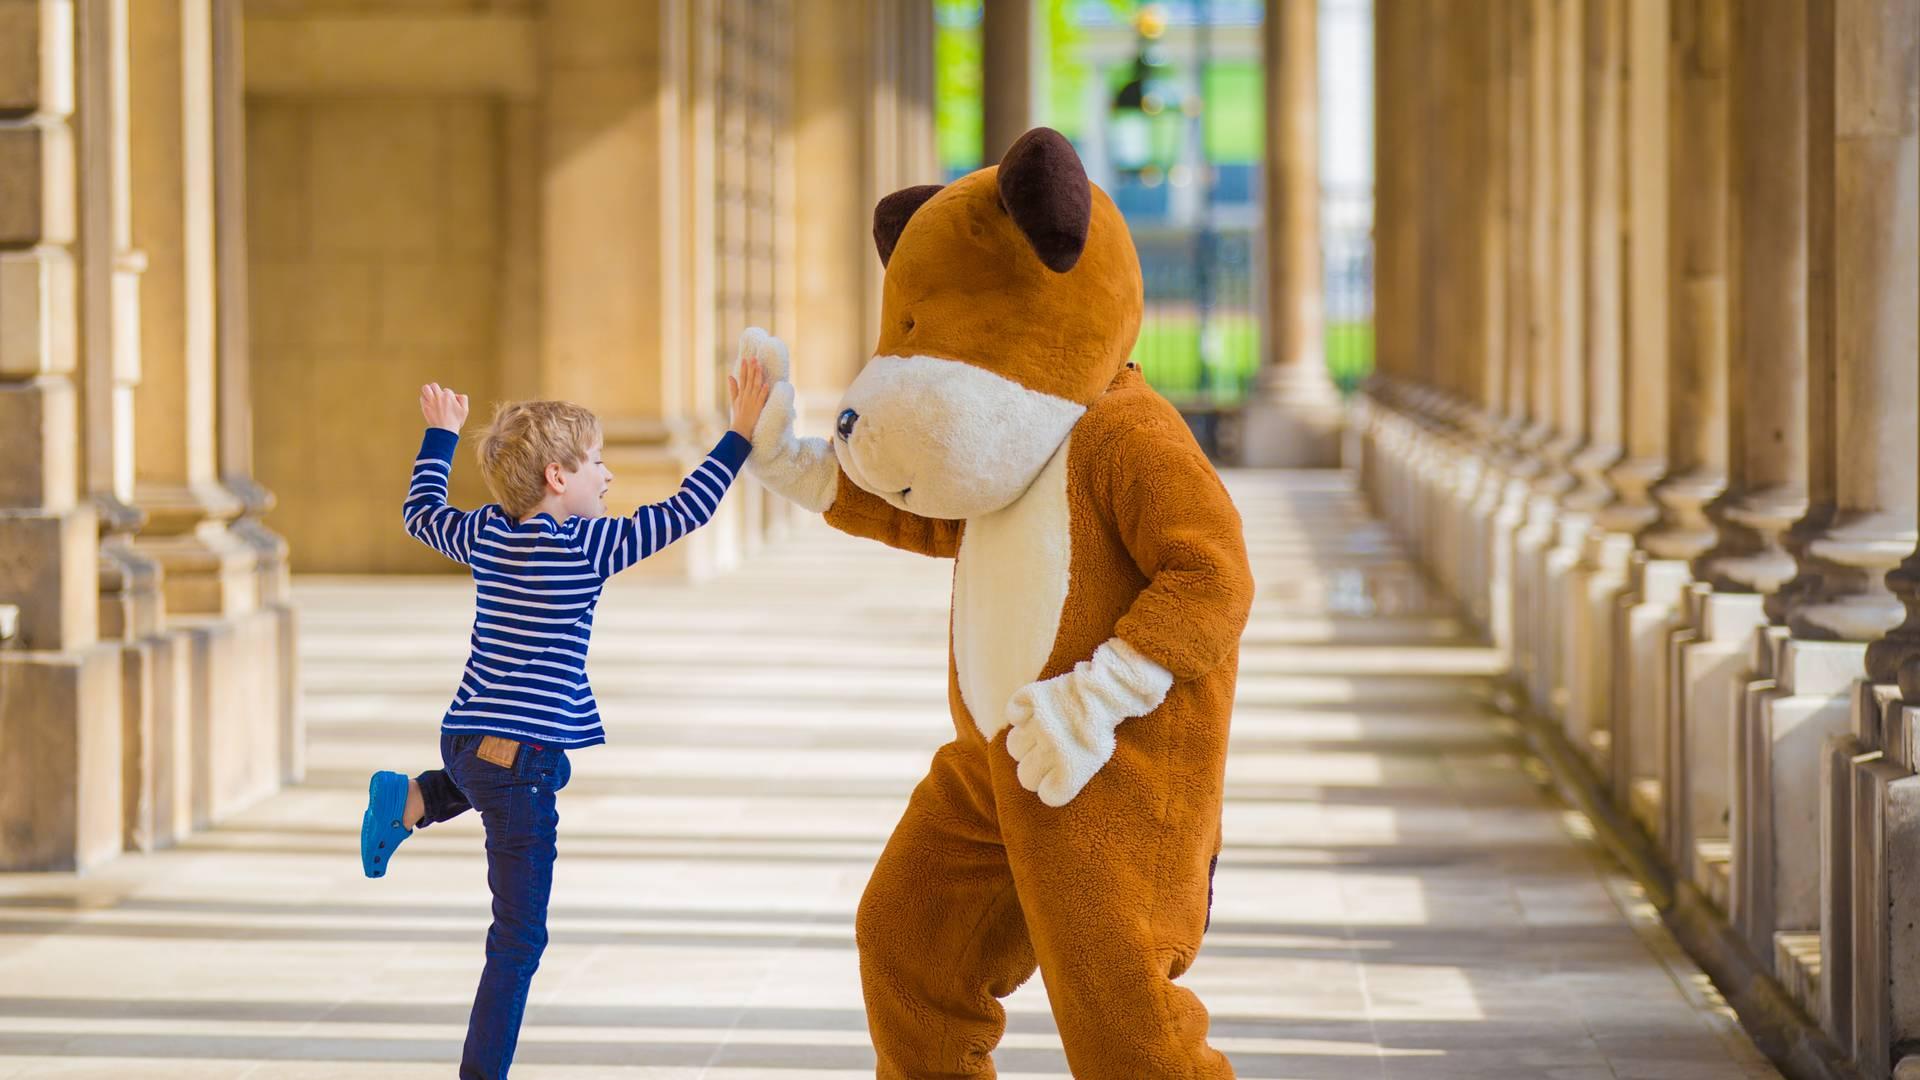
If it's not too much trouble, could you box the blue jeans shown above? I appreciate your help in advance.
[417,734,571,1080]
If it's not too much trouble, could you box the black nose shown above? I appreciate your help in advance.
[836,409,859,439]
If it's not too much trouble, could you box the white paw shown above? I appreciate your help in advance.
[1000,640,1175,808]
[1004,676,1114,808]
[737,327,791,384]
[735,327,837,514]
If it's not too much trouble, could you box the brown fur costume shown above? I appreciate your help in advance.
[741,128,1253,1079]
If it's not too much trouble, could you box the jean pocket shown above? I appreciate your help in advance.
[528,749,569,792]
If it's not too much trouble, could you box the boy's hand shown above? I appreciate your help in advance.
[734,328,836,513]
[420,383,469,433]
[728,356,773,438]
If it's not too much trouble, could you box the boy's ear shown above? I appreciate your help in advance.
[545,461,566,491]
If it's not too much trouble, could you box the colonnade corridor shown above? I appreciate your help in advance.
[0,472,1777,1079]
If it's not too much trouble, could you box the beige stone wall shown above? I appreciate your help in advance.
[241,0,936,577]
[247,96,503,572]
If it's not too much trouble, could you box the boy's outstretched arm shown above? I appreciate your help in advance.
[578,358,770,578]
[404,383,486,565]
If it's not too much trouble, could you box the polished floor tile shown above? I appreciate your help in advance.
[0,471,1777,1079]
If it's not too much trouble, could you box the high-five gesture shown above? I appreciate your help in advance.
[420,383,469,433]
[734,328,838,513]
[729,356,773,439]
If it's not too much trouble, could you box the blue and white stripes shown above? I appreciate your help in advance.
[403,426,752,747]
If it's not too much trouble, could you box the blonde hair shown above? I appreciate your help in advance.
[475,400,602,517]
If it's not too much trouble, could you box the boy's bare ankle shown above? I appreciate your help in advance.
[404,779,425,831]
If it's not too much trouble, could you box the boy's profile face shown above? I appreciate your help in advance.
[549,439,612,519]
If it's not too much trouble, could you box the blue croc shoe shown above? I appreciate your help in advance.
[361,770,413,878]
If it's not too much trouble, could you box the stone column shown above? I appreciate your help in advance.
[794,0,874,402]
[1782,0,1917,651]
[0,0,126,871]
[1521,0,1556,466]
[1635,0,1731,865]
[1543,0,1586,490]
[1598,0,1667,540]
[1640,0,1728,564]
[1371,0,1419,391]
[1416,0,1461,415]
[1672,0,1813,907]
[1719,0,1809,955]
[1566,0,1619,512]
[210,0,281,599]
[1361,0,1417,532]
[1609,0,1697,838]
[1242,0,1343,467]
[1508,0,1563,700]
[1561,0,1628,761]
[1478,7,1508,439]
[541,1,712,577]
[794,0,937,406]
[1861,5,1920,694]
[1486,0,1539,665]
[74,0,177,853]
[1527,0,1593,716]
[1434,0,1482,569]
[1769,5,1918,1060]
[979,0,1032,163]
[126,0,255,618]
[210,0,296,784]
[1831,3,1920,1068]
[1460,1,1512,626]
[1692,1,1808,597]
[1597,0,1674,799]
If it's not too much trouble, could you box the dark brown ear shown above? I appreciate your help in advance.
[873,185,944,267]
[997,127,1091,273]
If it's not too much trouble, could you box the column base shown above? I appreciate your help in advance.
[1237,365,1345,468]
[0,644,124,871]
[1669,590,1769,884]
[1820,731,1865,1044]
[132,480,258,617]
[1567,530,1635,773]
[1614,556,1692,841]
[1849,747,1920,1079]
[1738,636,1863,982]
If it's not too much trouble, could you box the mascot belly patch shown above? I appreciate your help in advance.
[952,435,1072,739]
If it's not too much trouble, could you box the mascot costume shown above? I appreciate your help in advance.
[738,127,1254,1079]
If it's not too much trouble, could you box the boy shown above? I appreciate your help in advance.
[359,359,770,1080]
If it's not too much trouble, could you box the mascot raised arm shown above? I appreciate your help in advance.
[739,127,1253,1079]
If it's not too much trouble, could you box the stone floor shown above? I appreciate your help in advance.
[0,471,1781,1079]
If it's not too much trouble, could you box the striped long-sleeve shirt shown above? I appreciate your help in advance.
[403,426,752,747]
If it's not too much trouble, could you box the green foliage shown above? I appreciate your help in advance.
[1203,62,1262,162]
[942,3,1265,170]
[1041,0,1090,138]
[936,0,984,174]
[1134,310,1261,402]
[1134,313,1375,404]
[1325,321,1376,395]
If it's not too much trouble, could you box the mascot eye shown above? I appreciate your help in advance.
[837,409,860,439]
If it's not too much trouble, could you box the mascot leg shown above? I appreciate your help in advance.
[995,746,1234,1079]
[857,741,1038,1079]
